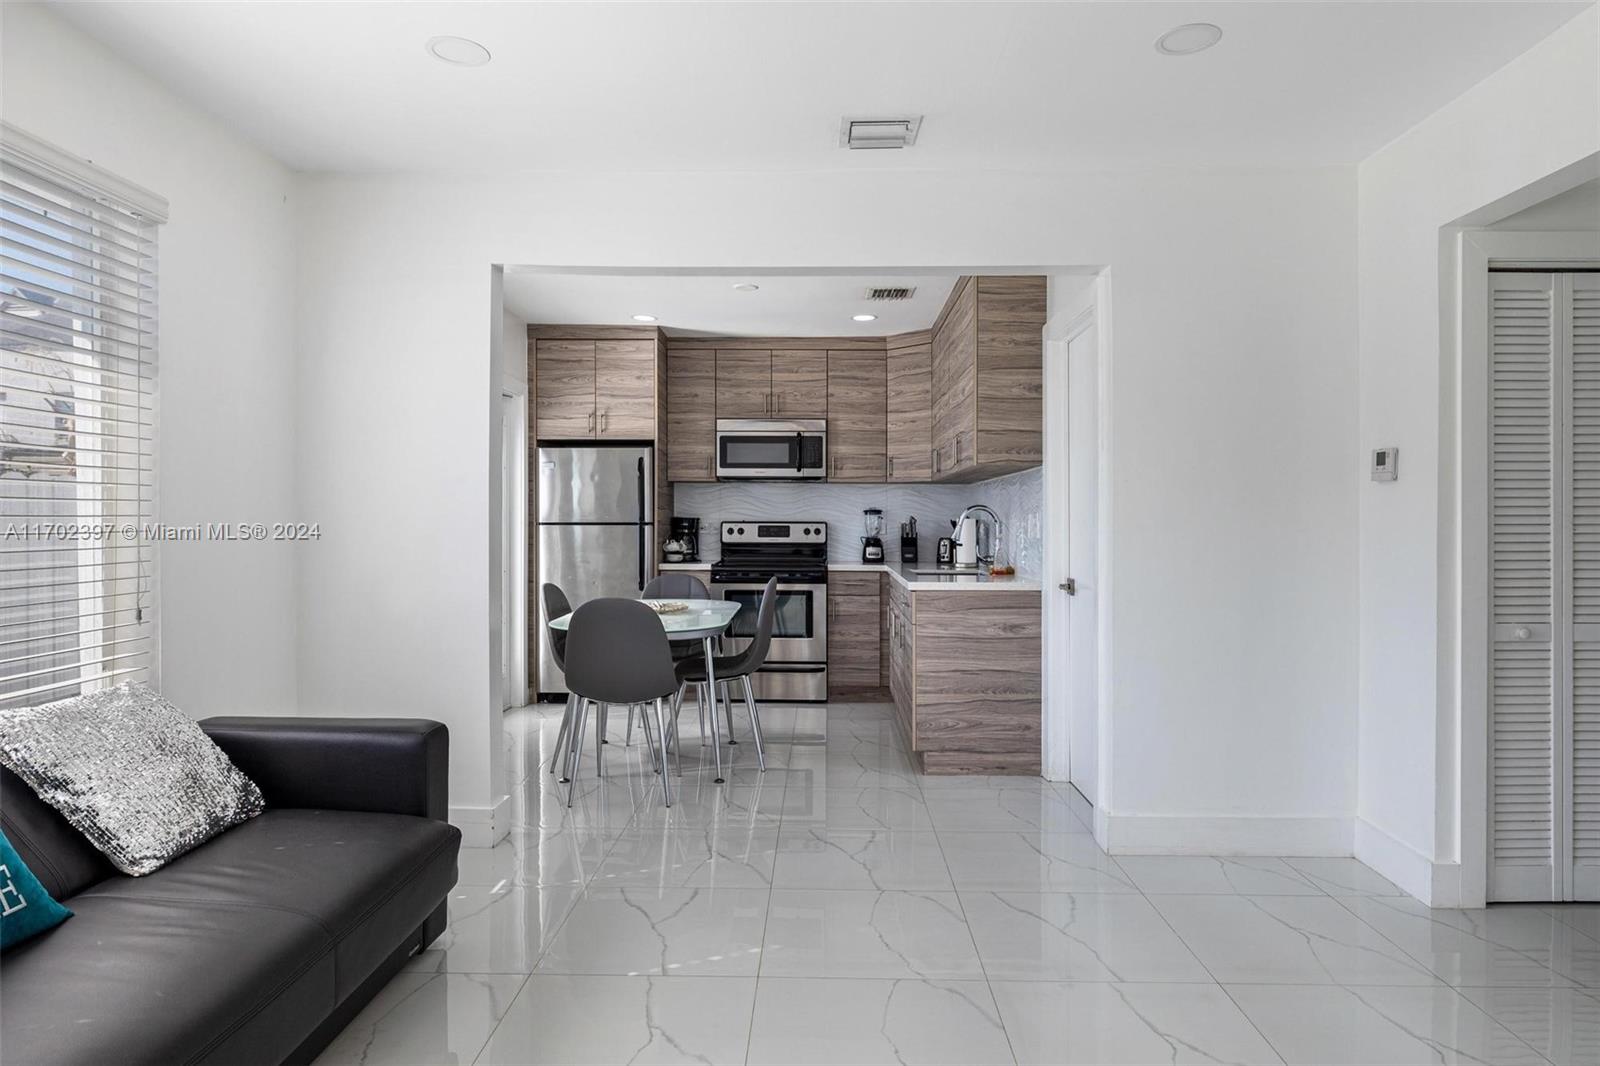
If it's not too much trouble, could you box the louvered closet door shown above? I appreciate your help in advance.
[1490,271,1560,902]
[1489,270,1599,902]
[1572,273,1600,900]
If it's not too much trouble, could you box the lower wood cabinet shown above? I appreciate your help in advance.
[827,571,883,697]
[890,586,1041,775]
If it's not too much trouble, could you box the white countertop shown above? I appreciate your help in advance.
[660,559,1040,593]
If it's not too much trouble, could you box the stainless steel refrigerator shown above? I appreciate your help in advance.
[535,444,654,695]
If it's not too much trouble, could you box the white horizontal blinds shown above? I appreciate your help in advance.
[0,141,158,706]
[1489,271,1560,901]
[1572,272,1600,899]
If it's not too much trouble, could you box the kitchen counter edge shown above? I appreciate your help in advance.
[659,560,1041,592]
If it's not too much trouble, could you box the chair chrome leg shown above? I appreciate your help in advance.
[654,698,673,807]
[722,681,739,745]
[741,674,767,772]
[625,703,636,747]
[695,682,707,746]
[638,702,659,773]
[566,699,591,808]
[551,693,575,776]
[597,703,609,774]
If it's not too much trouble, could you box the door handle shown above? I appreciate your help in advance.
[1059,579,1077,595]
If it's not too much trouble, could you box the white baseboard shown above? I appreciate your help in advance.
[1354,817,1463,907]
[450,792,511,848]
[1100,813,1353,856]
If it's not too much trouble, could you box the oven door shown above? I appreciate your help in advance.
[717,581,827,663]
[715,419,826,479]
[715,580,829,701]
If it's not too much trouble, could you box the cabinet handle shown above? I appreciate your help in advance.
[888,456,895,478]
[588,410,596,433]
[600,410,608,434]
[773,392,780,414]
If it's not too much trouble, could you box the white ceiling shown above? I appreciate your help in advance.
[47,1,1591,174]
[504,273,960,337]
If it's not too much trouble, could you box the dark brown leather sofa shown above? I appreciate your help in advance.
[0,717,460,1065]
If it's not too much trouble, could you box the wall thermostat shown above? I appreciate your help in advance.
[1371,447,1398,482]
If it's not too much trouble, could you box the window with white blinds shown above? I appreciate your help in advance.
[0,127,166,707]
[1488,269,1600,902]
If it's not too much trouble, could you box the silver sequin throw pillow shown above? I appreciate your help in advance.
[0,682,264,875]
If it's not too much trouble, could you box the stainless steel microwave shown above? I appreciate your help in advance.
[715,419,827,480]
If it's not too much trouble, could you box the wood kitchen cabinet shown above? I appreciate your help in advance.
[770,350,828,417]
[930,275,1046,482]
[886,332,932,482]
[890,583,1042,775]
[828,571,883,697]
[715,350,773,417]
[534,340,598,438]
[532,333,660,440]
[594,340,656,437]
[666,348,716,481]
[826,348,887,482]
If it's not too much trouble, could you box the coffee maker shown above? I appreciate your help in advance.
[861,508,885,563]
[664,516,701,563]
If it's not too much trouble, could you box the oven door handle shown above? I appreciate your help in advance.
[753,662,828,673]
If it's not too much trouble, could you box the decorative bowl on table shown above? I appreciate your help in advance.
[643,600,689,614]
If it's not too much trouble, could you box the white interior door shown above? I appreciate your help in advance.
[1066,321,1100,802]
[1488,269,1599,901]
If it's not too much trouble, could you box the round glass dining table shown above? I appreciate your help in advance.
[547,599,741,782]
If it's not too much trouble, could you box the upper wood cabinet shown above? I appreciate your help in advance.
[930,276,1046,482]
[595,340,657,438]
[827,348,887,482]
[886,333,932,482]
[667,349,716,481]
[771,350,828,418]
[532,330,662,441]
[534,340,599,438]
[715,350,773,417]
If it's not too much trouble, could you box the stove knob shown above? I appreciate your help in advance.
[737,526,746,535]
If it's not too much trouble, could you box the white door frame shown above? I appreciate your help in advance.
[1457,229,1600,907]
[1043,270,1114,837]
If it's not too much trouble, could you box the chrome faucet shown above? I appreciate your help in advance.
[951,504,1003,565]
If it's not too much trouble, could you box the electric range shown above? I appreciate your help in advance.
[710,521,828,702]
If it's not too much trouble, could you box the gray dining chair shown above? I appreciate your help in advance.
[673,575,776,772]
[643,572,709,599]
[542,583,578,780]
[562,597,680,807]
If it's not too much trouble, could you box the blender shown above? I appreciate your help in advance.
[860,508,885,563]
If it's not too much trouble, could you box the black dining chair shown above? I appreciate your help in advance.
[643,572,709,599]
[542,583,578,780]
[673,576,776,773]
[562,598,680,807]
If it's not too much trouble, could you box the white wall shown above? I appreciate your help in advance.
[294,166,1359,843]
[1356,8,1600,903]
[0,4,299,716]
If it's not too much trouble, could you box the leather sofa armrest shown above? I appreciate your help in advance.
[200,717,448,821]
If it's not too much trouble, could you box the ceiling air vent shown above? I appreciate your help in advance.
[839,116,922,150]
[864,286,917,301]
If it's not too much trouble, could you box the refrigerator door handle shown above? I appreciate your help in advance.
[636,457,647,591]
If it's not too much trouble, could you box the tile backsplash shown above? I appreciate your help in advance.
[674,466,1043,576]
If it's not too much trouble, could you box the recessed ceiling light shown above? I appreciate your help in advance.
[426,36,492,66]
[1155,23,1222,56]
[731,283,760,292]
[852,313,878,323]
[631,314,658,323]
